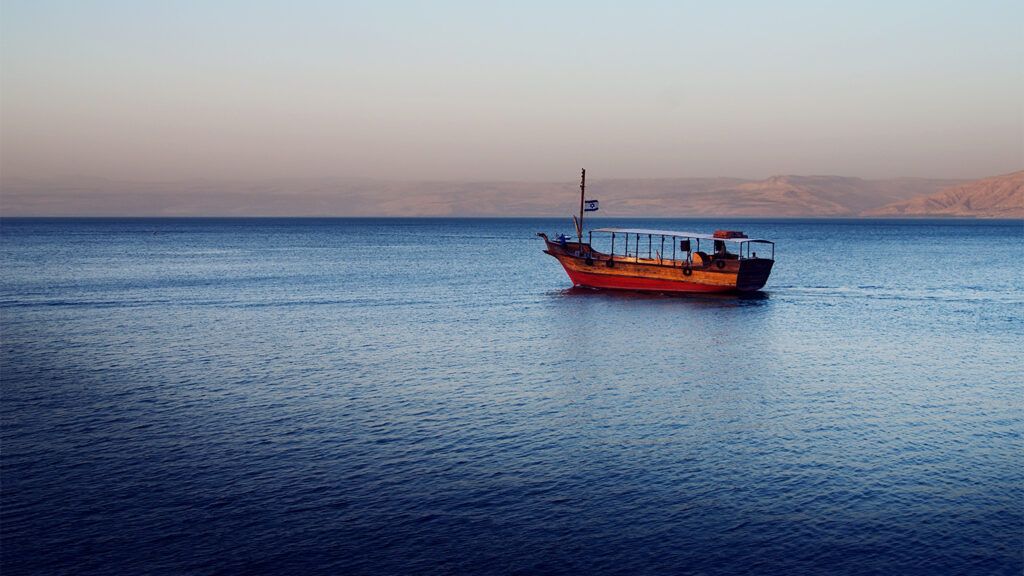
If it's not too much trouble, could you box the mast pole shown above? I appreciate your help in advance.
[577,168,586,244]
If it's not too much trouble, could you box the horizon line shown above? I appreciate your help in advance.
[3,215,1020,221]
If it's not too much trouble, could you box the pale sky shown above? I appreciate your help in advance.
[2,0,1022,182]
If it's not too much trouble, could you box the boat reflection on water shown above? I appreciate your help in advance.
[553,285,770,306]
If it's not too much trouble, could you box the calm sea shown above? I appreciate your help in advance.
[1,218,1022,575]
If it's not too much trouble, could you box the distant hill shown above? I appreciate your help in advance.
[865,170,1024,218]
[1,174,968,217]
[597,175,962,217]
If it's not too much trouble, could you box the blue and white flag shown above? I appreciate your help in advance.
[584,199,599,212]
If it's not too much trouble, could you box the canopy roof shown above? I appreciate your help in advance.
[591,227,773,243]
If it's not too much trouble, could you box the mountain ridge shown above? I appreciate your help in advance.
[865,170,1024,218]
[3,173,1015,217]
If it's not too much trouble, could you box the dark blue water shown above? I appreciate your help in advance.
[2,218,1022,575]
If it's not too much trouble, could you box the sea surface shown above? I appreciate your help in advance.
[1,217,1022,575]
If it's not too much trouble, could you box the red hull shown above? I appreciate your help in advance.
[564,268,732,293]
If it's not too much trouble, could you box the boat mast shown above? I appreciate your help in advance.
[577,168,586,244]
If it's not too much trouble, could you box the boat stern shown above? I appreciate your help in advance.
[736,258,774,292]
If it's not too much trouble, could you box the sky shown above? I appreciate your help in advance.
[1,0,1022,182]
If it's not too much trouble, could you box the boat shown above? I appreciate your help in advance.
[538,169,775,293]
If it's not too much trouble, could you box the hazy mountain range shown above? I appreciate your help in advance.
[2,171,1021,218]
[866,170,1024,218]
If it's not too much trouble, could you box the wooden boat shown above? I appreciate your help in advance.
[539,170,775,293]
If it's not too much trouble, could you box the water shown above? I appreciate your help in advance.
[1,217,1021,575]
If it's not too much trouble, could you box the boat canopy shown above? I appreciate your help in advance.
[591,227,773,244]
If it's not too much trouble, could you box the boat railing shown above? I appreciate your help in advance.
[589,231,774,264]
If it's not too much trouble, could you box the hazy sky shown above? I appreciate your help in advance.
[2,0,1022,181]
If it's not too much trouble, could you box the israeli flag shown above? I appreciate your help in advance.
[584,199,599,212]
